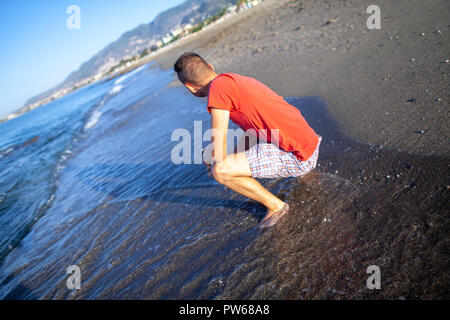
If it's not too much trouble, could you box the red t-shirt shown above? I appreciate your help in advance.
[207,73,319,161]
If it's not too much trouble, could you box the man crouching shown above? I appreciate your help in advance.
[174,52,321,228]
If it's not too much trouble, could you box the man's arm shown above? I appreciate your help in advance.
[210,107,230,164]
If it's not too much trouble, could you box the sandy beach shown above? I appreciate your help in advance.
[147,0,449,299]
[153,0,449,155]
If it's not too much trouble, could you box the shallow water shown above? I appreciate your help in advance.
[0,66,448,299]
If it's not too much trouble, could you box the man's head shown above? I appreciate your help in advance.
[174,52,217,97]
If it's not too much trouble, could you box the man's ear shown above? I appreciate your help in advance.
[184,82,197,93]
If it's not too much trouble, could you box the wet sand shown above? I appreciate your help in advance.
[145,0,449,299]
[217,97,449,299]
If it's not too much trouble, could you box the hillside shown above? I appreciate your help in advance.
[24,0,235,108]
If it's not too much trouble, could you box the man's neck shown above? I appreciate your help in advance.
[203,73,218,97]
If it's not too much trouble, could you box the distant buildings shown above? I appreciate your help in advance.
[171,27,183,37]
[156,0,262,47]
[237,0,262,11]
[227,5,238,14]
[162,34,173,44]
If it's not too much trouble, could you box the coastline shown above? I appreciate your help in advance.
[0,2,262,124]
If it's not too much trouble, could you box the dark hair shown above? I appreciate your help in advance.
[173,52,213,85]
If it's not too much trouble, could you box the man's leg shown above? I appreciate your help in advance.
[211,152,285,215]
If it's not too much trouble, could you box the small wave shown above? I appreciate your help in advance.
[109,85,123,95]
[83,93,109,131]
[0,147,14,159]
[84,109,102,131]
[114,65,146,85]
[85,82,125,131]
[84,64,147,131]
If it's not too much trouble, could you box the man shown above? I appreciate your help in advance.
[174,52,321,228]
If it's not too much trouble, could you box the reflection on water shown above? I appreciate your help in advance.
[0,68,447,299]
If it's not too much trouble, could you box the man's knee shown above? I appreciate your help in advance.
[211,162,231,184]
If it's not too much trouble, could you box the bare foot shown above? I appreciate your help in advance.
[259,203,290,229]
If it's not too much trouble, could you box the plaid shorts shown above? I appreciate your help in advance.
[245,136,322,178]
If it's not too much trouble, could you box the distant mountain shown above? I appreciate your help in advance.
[24,0,235,108]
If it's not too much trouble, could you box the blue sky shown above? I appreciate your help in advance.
[0,0,185,118]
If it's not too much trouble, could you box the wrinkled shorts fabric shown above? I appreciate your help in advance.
[245,136,322,178]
